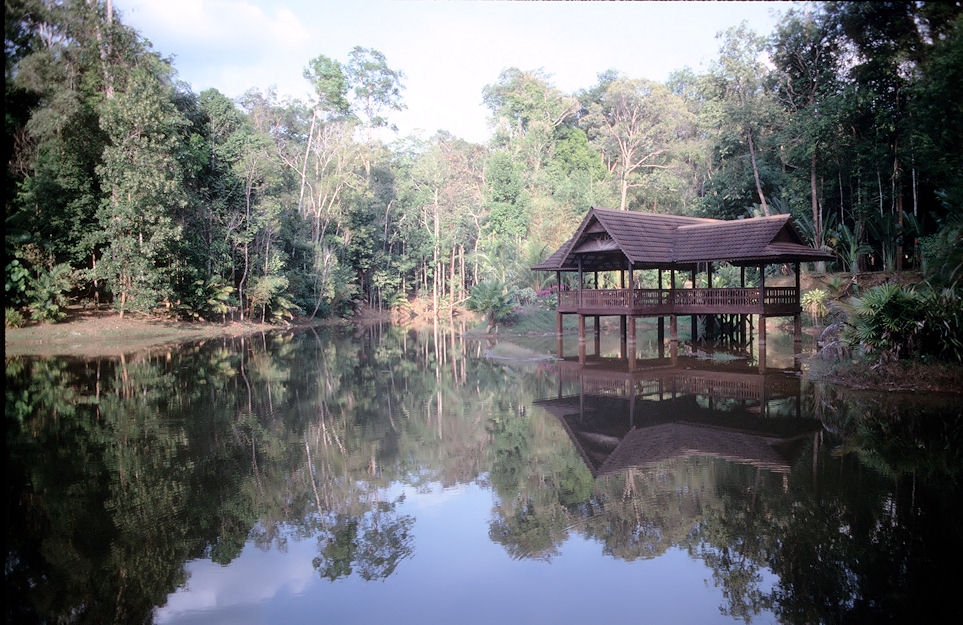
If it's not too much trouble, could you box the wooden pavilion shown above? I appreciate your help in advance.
[532,207,832,356]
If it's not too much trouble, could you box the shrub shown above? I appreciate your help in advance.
[249,274,300,323]
[802,288,828,322]
[26,262,76,323]
[824,275,849,298]
[918,287,963,362]
[5,307,27,328]
[466,281,515,333]
[839,283,963,364]
[919,217,963,287]
[842,284,924,361]
[5,259,30,307]
[182,277,234,321]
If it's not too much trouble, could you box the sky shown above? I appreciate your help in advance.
[114,0,792,144]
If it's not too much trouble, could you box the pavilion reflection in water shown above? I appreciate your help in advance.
[536,350,821,478]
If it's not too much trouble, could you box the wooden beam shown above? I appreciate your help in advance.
[628,259,634,310]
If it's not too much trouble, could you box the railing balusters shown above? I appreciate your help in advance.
[557,286,798,314]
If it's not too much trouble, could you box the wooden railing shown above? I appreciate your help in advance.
[557,287,798,315]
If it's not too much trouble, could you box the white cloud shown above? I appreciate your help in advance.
[154,538,316,624]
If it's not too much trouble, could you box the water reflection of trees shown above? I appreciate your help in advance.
[7,329,963,624]
[5,325,508,623]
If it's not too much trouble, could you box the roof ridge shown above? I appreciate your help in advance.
[676,214,789,230]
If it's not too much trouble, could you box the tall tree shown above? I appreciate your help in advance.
[582,76,693,211]
[95,65,187,315]
[345,46,406,141]
[710,24,782,217]
[771,10,841,262]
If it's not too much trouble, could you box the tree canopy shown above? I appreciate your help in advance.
[5,1,962,325]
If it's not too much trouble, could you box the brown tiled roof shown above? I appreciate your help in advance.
[533,207,832,271]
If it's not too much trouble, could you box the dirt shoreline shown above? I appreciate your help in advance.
[4,309,334,358]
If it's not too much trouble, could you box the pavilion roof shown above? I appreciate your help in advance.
[532,207,833,271]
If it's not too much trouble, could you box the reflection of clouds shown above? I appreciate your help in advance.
[154,539,315,624]
[403,483,468,511]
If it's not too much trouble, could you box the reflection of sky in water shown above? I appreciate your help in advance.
[155,481,777,625]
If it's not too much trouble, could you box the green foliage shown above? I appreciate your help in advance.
[96,66,187,314]
[831,223,872,275]
[843,284,925,361]
[183,277,234,321]
[801,288,828,322]
[824,275,850,298]
[466,280,516,332]
[5,258,30,307]
[26,262,76,322]
[918,287,963,363]
[919,215,963,287]
[5,0,962,326]
[6,307,27,328]
[249,274,300,323]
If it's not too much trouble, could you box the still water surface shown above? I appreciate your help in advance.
[6,325,963,624]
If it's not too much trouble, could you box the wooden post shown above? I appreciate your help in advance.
[670,314,678,342]
[794,261,801,306]
[740,266,747,344]
[691,266,698,341]
[556,270,561,308]
[759,264,766,312]
[658,316,664,344]
[619,316,627,359]
[578,315,586,365]
[706,262,714,339]
[794,257,803,360]
[578,258,584,308]
[628,315,636,370]
[758,334,767,375]
[594,315,601,356]
[758,263,766,351]
[794,314,802,353]
[628,259,634,311]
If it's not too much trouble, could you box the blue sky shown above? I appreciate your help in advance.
[115,0,792,143]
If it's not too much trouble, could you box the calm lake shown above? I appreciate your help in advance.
[6,324,963,624]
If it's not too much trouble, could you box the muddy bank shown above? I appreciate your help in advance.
[4,309,332,358]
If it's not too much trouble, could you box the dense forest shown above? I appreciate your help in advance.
[5,1,962,324]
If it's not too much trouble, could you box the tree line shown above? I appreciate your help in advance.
[5,1,962,324]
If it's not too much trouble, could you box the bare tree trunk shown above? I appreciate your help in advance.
[432,189,440,321]
[449,247,456,316]
[619,172,629,211]
[90,0,114,99]
[811,151,825,272]
[747,130,769,216]
[895,155,903,273]
[297,109,317,215]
